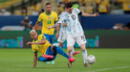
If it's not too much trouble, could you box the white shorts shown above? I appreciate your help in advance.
[57,31,66,43]
[67,35,86,47]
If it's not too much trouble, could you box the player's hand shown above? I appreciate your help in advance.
[48,26,53,29]
[62,23,67,27]
[27,42,32,45]
[56,32,59,39]
[94,13,99,16]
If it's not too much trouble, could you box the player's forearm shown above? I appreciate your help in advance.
[50,23,60,29]
[62,23,67,27]
[33,21,40,30]
[82,12,98,17]
[31,41,45,45]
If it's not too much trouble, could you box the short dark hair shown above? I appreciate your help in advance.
[45,2,51,6]
[64,2,72,8]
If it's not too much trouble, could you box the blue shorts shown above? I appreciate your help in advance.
[44,34,55,43]
[38,46,57,62]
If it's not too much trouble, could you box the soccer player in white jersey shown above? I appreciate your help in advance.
[59,2,98,67]
[49,2,98,67]
[49,17,80,56]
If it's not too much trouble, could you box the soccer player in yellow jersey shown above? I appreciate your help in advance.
[27,30,75,67]
[33,2,58,64]
[34,2,58,44]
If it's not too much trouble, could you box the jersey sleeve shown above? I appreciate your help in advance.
[31,44,39,52]
[37,13,43,22]
[73,8,80,14]
[58,12,67,24]
[57,15,64,24]
[54,12,58,21]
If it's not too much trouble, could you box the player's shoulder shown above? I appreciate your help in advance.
[38,34,46,39]
[38,34,43,40]
[72,8,80,14]
[38,34,43,37]
[39,12,45,17]
[51,11,58,15]
[60,12,68,17]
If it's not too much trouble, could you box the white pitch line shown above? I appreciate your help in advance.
[87,66,130,72]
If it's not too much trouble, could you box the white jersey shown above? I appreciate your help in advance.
[58,8,86,46]
[59,8,84,37]
[57,14,68,42]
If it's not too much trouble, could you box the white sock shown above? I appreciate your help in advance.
[82,49,88,64]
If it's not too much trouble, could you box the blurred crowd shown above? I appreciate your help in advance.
[0,0,130,16]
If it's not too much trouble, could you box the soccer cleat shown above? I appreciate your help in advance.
[68,57,75,63]
[73,51,80,56]
[67,58,75,68]
[42,55,54,59]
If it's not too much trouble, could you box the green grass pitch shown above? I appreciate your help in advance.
[0,48,130,72]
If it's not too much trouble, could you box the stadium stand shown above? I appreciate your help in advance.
[0,0,130,15]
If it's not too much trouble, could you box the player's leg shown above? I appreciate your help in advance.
[80,44,89,67]
[71,47,80,56]
[53,46,69,58]
[66,35,76,67]
[38,56,54,62]
[57,35,64,47]
[50,34,55,44]
[53,46,75,64]
[61,34,80,56]
[47,46,75,62]
[76,35,89,67]
[38,47,56,62]
[57,31,79,57]
[57,31,66,47]
[67,35,75,57]
[44,34,55,64]
[49,34,56,64]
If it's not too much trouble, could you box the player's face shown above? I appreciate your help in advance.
[66,7,72,13]
[45,5,52,12]
[30,32,38,39]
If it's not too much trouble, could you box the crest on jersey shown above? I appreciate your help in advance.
[71,14,76,20]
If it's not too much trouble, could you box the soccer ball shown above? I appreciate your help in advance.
[87,55,96,64]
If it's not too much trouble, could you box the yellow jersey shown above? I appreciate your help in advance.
[38,11,58,35]
[31,34,51,54]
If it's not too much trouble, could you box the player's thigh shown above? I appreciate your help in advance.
[50,35,55,43]
[76,35,86,47]
[67,35,75,47]
[58,33,66,43]
[46,47,55,55]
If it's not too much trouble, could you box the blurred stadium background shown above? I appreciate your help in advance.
[0,0,130,72]
[0,0,130,48]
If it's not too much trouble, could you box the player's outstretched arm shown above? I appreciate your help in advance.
[62,23,68,27]
[33,52,38,68]
[48,23,60,29]
[27,39,46,45]
[82,11,99,17]
[33,21,40,30]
